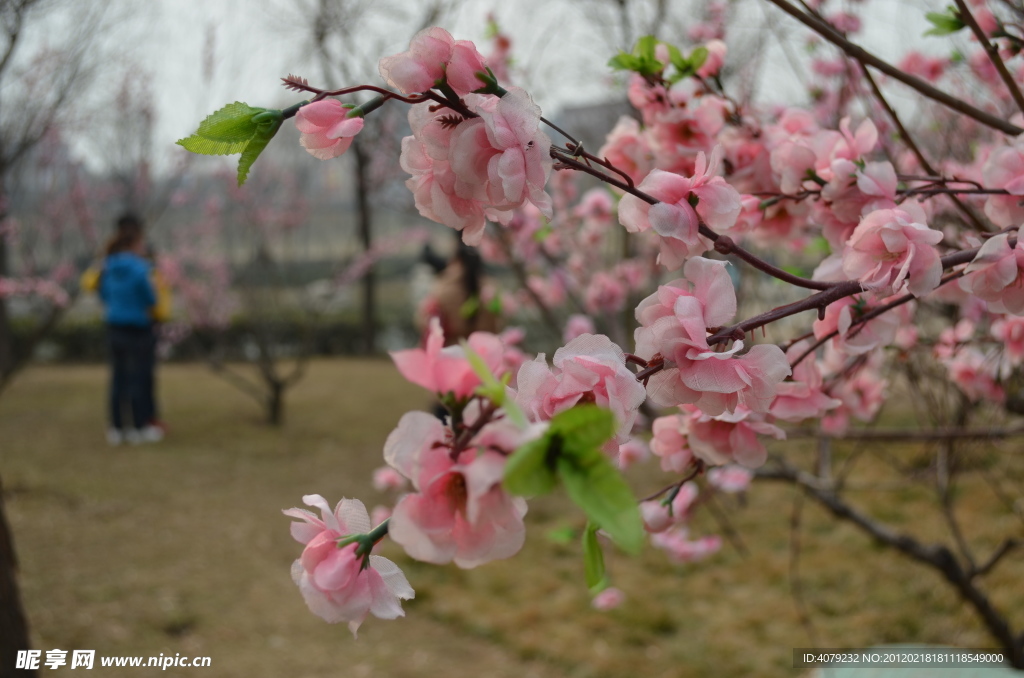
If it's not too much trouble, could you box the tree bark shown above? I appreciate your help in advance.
[352,139,375,355]
[0,474,35,677]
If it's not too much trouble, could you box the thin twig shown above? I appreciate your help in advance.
[763,0,1023,135]
[956,0,1024,117]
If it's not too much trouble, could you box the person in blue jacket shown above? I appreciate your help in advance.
[99,215,161,445]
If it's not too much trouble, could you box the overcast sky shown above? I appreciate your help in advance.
[107,0,939,173]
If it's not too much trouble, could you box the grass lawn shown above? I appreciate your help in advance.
[1,359,1022,677]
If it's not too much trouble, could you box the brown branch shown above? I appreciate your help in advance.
[552,150,839,291]
[859,63,992,232]
[763,0,1024,136]
[972,539,1021,579]
[757,458,1024,666]
[784,426,1024,442]
[956,0,1024,118]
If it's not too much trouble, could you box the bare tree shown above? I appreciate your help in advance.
[0,3,111,675]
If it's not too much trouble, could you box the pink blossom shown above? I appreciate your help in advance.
[563,314,596,343]
[295,100,365,160]
[635,257,790,415]
[390,317,506,399]
[585,272,627,314]
[449,88,553,217]
[591,587,626,610]
[650,414,694,473]
[842,208,943,297]
[515,334,648,442]
[812,295,911,356]
[992,315,1024,367]
[378,27,489,96]
[898,52,946,82]
[945,348,1005,403]
[617,437,650,469]
[384,412,528,568]
[400,105,488,244]
[707,466,753,493]
[687,407,785,468]
[959,228,1024,314]
[619,147,741,269]
[651,528,722,563]
[984,145,1024,227]
[769,343,841,423]
[649,96,728,174]
[697,40,727,78]
[283,496,414,635]
[372,466,408,492]
[821,369,887,435]
[597,117,654,185]
[640,482,699,533]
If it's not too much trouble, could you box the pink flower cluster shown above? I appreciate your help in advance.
[383,411,530,568]
[959,227,1024,315]
[390,317,507,400]
[379,27,489,96]
[283,496,414,635]
[618,147,741,268]
[401,87,553,245]
[515,333,647,443]
[633,257,791,416]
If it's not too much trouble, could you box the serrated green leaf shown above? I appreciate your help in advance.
[582,521,607,590]
[504,437,558,496]
[236,117,281,186]
[557,446,643,555]
[688,46,709,72]
[197,102,265,142]
[176,135,251,156]
[548,405,615,453]
[924,10,964,36]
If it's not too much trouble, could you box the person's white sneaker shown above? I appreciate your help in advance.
[124,429,143,445]
[140,425,164,443]
[106,428,124,446]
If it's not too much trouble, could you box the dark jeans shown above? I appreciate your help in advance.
[108,324,155,430]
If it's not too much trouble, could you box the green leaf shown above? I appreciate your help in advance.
[924,9,964,36]
[666,43,685,71]
[688,46,709,72]
[236,114,282,186]
[582,521,607,591]
[503,437,558,496]
[635,35,658,62]
[196,102,265,142]
[176,135,251,157]
[608,53,640,71]
[177,102,284,185]
[558,445,644,555]
[485,293,503,316]
[548,405,615,453]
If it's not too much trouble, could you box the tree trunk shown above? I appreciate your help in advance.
[0,237,14,386]
[0,474,35,678]
[266,381,284,427]
[352,139,375,355]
